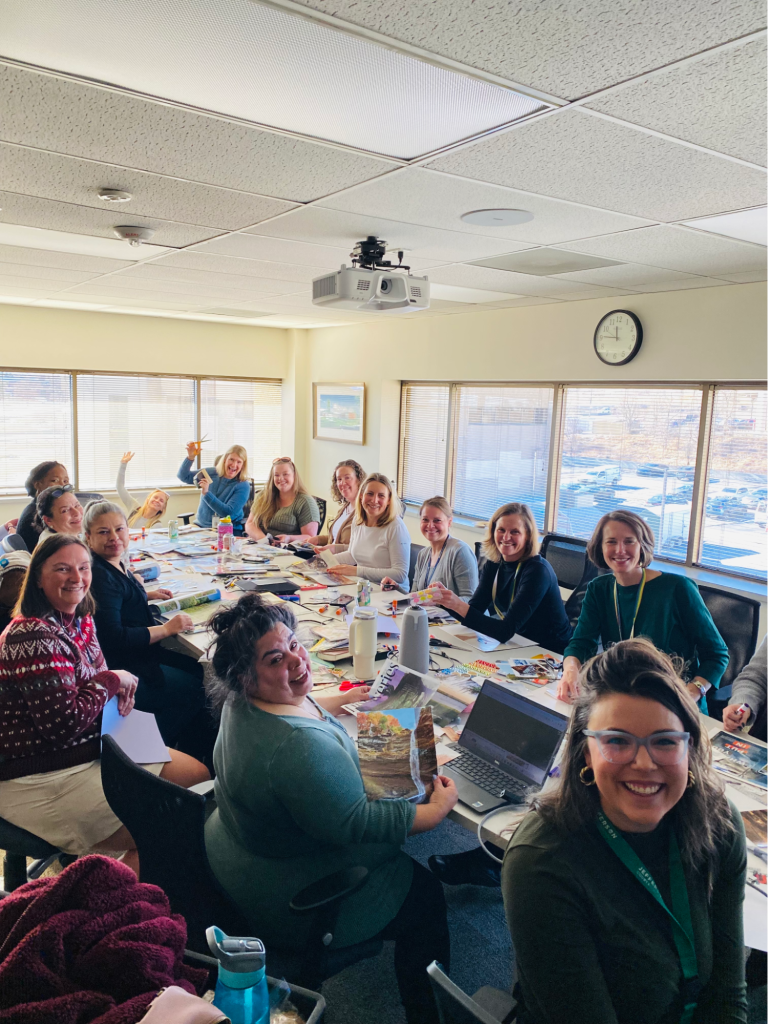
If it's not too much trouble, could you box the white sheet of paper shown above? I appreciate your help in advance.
[345,612,401,636]
[101,696,171,764]
[432,623,534,653]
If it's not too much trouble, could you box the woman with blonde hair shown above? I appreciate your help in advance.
[431,501,572,652]
[327,473,410,587]
[116,452,169,528]
[310,459,366,547]
[178,442,250,532]
[245,457,320,544]
[382,496,477,597]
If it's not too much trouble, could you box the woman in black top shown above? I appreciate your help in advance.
[16,461,70,551]
[84,500,217,766]
[431,502,572,653]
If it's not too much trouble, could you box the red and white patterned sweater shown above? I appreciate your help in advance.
[0,613,121,780]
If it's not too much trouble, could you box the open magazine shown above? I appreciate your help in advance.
[710,730,768,791]
[358,706,437,802]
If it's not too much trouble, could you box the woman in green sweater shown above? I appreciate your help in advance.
[558,510,728,709]
[504,638,747,1024]
[203,593,458,1024]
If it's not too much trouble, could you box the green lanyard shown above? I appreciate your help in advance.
[596,812,699,1024]
[613,567,646,640]
[491,560,521,618]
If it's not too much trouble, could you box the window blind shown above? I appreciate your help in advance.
[76,374,196,490]
[0,371,74,496]
[556,386,702,561]
[452,386,553,527]
[200,378,282,484]
[399,384,450,505]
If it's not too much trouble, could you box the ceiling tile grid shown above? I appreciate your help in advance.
[0,243,134,274]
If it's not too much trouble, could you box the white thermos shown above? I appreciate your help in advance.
[399,605,430,675]
[349,607,377,680]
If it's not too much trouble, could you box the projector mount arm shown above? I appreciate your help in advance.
[350,236,410,271]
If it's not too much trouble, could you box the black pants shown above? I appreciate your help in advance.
[377,859,450,1024]
[134,650,218,768]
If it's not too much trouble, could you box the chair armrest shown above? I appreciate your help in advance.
[289,866,369,914]
[178,512,196,525]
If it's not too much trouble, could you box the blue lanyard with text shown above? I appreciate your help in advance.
[596,812,699,1024]
[424,538,448,588]
[491,560,521,618]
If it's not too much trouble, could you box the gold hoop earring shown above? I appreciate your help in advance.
[687,771,696,789]
[579,765,596,786]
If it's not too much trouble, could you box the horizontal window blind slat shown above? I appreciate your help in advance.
[200,378,282,483]
[400,385,450,505]
[0,372,74,496]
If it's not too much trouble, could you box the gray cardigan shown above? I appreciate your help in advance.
[732,637,767,725]
[412,536,479,598]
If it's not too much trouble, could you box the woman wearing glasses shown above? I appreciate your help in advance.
[557,511,728,707]
[245,458,320,544]
[35,485,84,543]
[177,443,250,532]
[503,639,746,1023]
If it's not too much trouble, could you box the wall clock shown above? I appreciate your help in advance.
[594,310,643,366]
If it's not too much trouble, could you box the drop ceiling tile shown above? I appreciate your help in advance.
[318,167,651,244]
[0,262,100,283]
[718,269,768,282]
[96,297,203,311]
[427,109,768,222]
[196,233,352,267]
[0,144,299,230]
[0,63,394,201]
[586,37,767,166]
[151,251,327,283]
[559,225,767,275]
[0,284,63,298]
[554,263,728,291]
[291,0,765,98]
[470,248,624,275]
[251,206,535,262]
[119,262,313,290]
[426,262,626,299]
[0,243,133,274]
[0,191,219,248]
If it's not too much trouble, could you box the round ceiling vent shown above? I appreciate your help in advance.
[460,209,534,227]
[99,189,133,203]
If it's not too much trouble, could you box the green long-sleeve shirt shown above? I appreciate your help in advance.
[564,573,729,688]
[204,698,416,950]
[503,805,747,1024]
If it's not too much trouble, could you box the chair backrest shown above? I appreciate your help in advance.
[474,541,487,574]
[540,533,590,590]
[697,585,760,707]
[100,736,250,952]
[563,561,602,629]
[409,543,424,589]
[75,492,103,506]
[1,534,28,553]
[313,497,327,534]
[427,962,506,1024]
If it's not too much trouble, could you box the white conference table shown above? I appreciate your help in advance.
[147,537,768,952]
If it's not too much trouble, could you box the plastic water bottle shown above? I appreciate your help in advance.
[206,926,269,1024]
[168,518,179,542]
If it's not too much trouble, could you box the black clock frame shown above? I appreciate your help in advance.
[594,309,643,366]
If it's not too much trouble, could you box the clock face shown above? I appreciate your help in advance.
[594,310,643,366]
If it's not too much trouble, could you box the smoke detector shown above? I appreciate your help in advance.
[98,188,132,203]
[113,225,155,247]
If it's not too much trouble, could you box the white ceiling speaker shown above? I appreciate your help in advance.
[460,209,534,227]
[113,225,155,246]
[98,189,133,203]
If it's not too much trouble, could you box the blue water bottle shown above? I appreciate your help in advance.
[206,926,269,1024]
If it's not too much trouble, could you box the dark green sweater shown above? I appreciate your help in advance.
[564,573,729,688]
[503,805,747,1024]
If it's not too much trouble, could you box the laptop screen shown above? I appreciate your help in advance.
[459,681,568,787]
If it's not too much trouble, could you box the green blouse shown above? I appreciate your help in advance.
[266,493,320,536]
[564,573,729,688]
[204,698,416,950]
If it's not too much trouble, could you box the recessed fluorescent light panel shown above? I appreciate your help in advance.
[0,223,173,260]
[682,208,767,247]
[470,248,625,275]
[4,0,549,159]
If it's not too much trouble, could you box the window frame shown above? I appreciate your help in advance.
[398,379,767,584]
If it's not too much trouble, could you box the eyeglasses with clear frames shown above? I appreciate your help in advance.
[583,729,690,766]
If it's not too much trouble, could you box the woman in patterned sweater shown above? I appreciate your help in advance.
[0,534,208,876]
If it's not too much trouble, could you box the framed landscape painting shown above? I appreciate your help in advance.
[313,382,365,445]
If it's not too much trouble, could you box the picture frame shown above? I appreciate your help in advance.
[313,382,366,445]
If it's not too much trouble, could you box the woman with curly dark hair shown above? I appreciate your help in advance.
[503,638,746,1024]
[311,458,366,548]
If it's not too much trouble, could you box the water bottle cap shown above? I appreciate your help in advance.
[206,926,266,973]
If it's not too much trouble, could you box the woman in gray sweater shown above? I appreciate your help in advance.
[382,496,478,596]
[723,637,766,741]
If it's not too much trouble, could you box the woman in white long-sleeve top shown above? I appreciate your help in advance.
[116,452,169,528]
[326,473,410,588]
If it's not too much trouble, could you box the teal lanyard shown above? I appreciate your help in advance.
[491,560,521,618]
[596,813,699,1024]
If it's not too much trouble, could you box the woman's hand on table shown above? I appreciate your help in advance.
[429,582,469,617]
[556,658,580,703]
[327,564,358,578]
[722,703,749,732]
[114,670,138,716]
[166,613,194,636]
[146,588,173,601]
[314,686,370,715]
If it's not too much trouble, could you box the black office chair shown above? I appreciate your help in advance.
[698,586,761,717]
[427,961,517,1023]
[100,736,383,989]
[313,497,327,534]
[0,817,68,891]
[563,562,605,629]
[75,492,103,506]
[0,534,28,554]
[409,543,425,589]
[539,533,590,591]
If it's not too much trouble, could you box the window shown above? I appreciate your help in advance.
[399,385,450,505]
[200,378,282,483]
[557,387,702,561]
[700,388,767,581]
[77,374,196,491]
[0,371,73,496]
[452,386,553,527]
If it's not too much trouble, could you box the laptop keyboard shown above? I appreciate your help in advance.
[451,753,528,797]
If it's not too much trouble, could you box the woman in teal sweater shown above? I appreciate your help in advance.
[203,593,458,1024]
[558,511,728,708]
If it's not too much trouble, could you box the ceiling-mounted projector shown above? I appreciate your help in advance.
[312,236,429,312]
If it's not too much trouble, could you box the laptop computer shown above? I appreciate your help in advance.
[441,680,568,813]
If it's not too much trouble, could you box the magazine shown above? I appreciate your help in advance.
[342,665,440,715]
[436,674,484,707]
[357,707,437,802]
[710,730,768,791]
